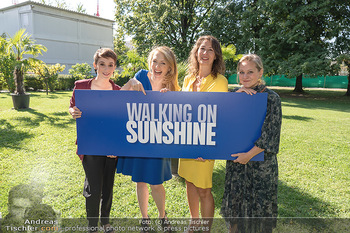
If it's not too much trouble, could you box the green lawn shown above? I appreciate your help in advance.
[0,88,349,231]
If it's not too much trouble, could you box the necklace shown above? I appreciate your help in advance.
[196,76,205,84]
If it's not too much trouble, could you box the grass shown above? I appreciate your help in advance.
[0,88,349,232]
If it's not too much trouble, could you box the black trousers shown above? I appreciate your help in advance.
[82,155,117,228]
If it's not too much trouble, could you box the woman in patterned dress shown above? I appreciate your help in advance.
[178,35,228,232]
[221,54,282,233]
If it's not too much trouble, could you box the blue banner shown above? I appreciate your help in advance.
[76,90,267,161]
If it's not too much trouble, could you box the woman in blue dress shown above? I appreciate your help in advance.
[117,46,180,229]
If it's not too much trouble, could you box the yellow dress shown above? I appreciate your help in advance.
[178,73,228,189]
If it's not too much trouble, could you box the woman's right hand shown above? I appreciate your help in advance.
[195,157,206,162]
[121,78,146,95]
[237,87,257,95]
[69,106,82,119]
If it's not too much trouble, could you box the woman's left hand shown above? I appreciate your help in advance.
[107,155,117,158]
[160,88,170,93]
[232,152,253,164]
[236,87,256,95]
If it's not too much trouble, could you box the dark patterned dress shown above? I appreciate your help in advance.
[221,84,282,232]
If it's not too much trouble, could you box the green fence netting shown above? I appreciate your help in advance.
[228,74,348,89]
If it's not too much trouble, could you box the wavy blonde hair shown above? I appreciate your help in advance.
[187,35,225,79]
[148,46,181,91]
[237,54,265,85]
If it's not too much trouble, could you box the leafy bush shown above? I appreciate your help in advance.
[23,74,75,91]
[117,49,148,78]
[30,62,65,94]
[56,75,76,90]
[0,54,16,92]
[0,73,6,91]
[24,74,43,91]
[69,63,93,80]
[111,72,131,87]
[177,61,188,88]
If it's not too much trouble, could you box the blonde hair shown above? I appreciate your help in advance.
[188,35,225,79]
[237,54,265,85]
[148,46,181,91]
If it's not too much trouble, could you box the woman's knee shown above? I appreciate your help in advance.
[150,184,164,192]
[197,188,212,199]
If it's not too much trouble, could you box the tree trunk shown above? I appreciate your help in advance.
[293,73,304,93]
[44,78,49,95]
[14,66,25,95]
[346,74,350,96]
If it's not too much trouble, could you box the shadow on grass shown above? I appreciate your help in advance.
[0,119,34,149]
[212,163,226,211]
[26,91,71,98]
[282,115,314,121]
[278,180,338,232]
[278,180,337,217]
[209,163,339,232]
[51,111,70,117]
[14,108,75,128]
[275,89,350,113]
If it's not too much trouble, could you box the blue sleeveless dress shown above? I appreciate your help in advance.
[116,69,172,185]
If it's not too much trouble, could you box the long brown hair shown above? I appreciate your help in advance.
[187,35,225,79]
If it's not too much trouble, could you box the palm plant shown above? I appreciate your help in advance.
[6,29,47,95]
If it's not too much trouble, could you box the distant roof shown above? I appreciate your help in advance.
[0,0,114,22]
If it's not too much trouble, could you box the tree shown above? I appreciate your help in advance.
[31,62,65,95]
[114,27,130,67]
[208,0,346,93]
[6,29,47,94]
[114,0,220,60]
[76,3,87,14]
[330,1,350,96]
[69,63,93,80]
[39,0,68,9]
[117,49,148,78]
[0,36,16,92]
[221,44,243,76]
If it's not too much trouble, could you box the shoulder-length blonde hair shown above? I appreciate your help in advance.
[237,54,265,85]
[187,35,225,79]
[148,46,181,91]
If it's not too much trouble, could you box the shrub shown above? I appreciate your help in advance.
[111,72,131,87]
[177,61,188,88]
[56,75,76,90]
[24,74,43,91]
[23,74,76,91]
[69,63,93,80]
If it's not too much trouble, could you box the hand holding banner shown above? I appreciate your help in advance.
[76,90,267,161]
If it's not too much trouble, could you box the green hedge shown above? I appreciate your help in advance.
[23,74,76,92]
[228,74,349,89]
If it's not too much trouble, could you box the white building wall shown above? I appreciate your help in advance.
[0,1,114,74]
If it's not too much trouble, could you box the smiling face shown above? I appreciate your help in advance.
[238,60,263,88]
[197,39,216,69]
[93,57,116,79]
[150,51,170,80]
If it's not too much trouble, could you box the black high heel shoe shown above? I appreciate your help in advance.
[140,216,151,233]
[160,211,172,233]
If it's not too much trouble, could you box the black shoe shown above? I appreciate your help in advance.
[140,217,151,233]
[160,212,172,233]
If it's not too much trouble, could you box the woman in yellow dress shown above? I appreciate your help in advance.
[178,35,228,231]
